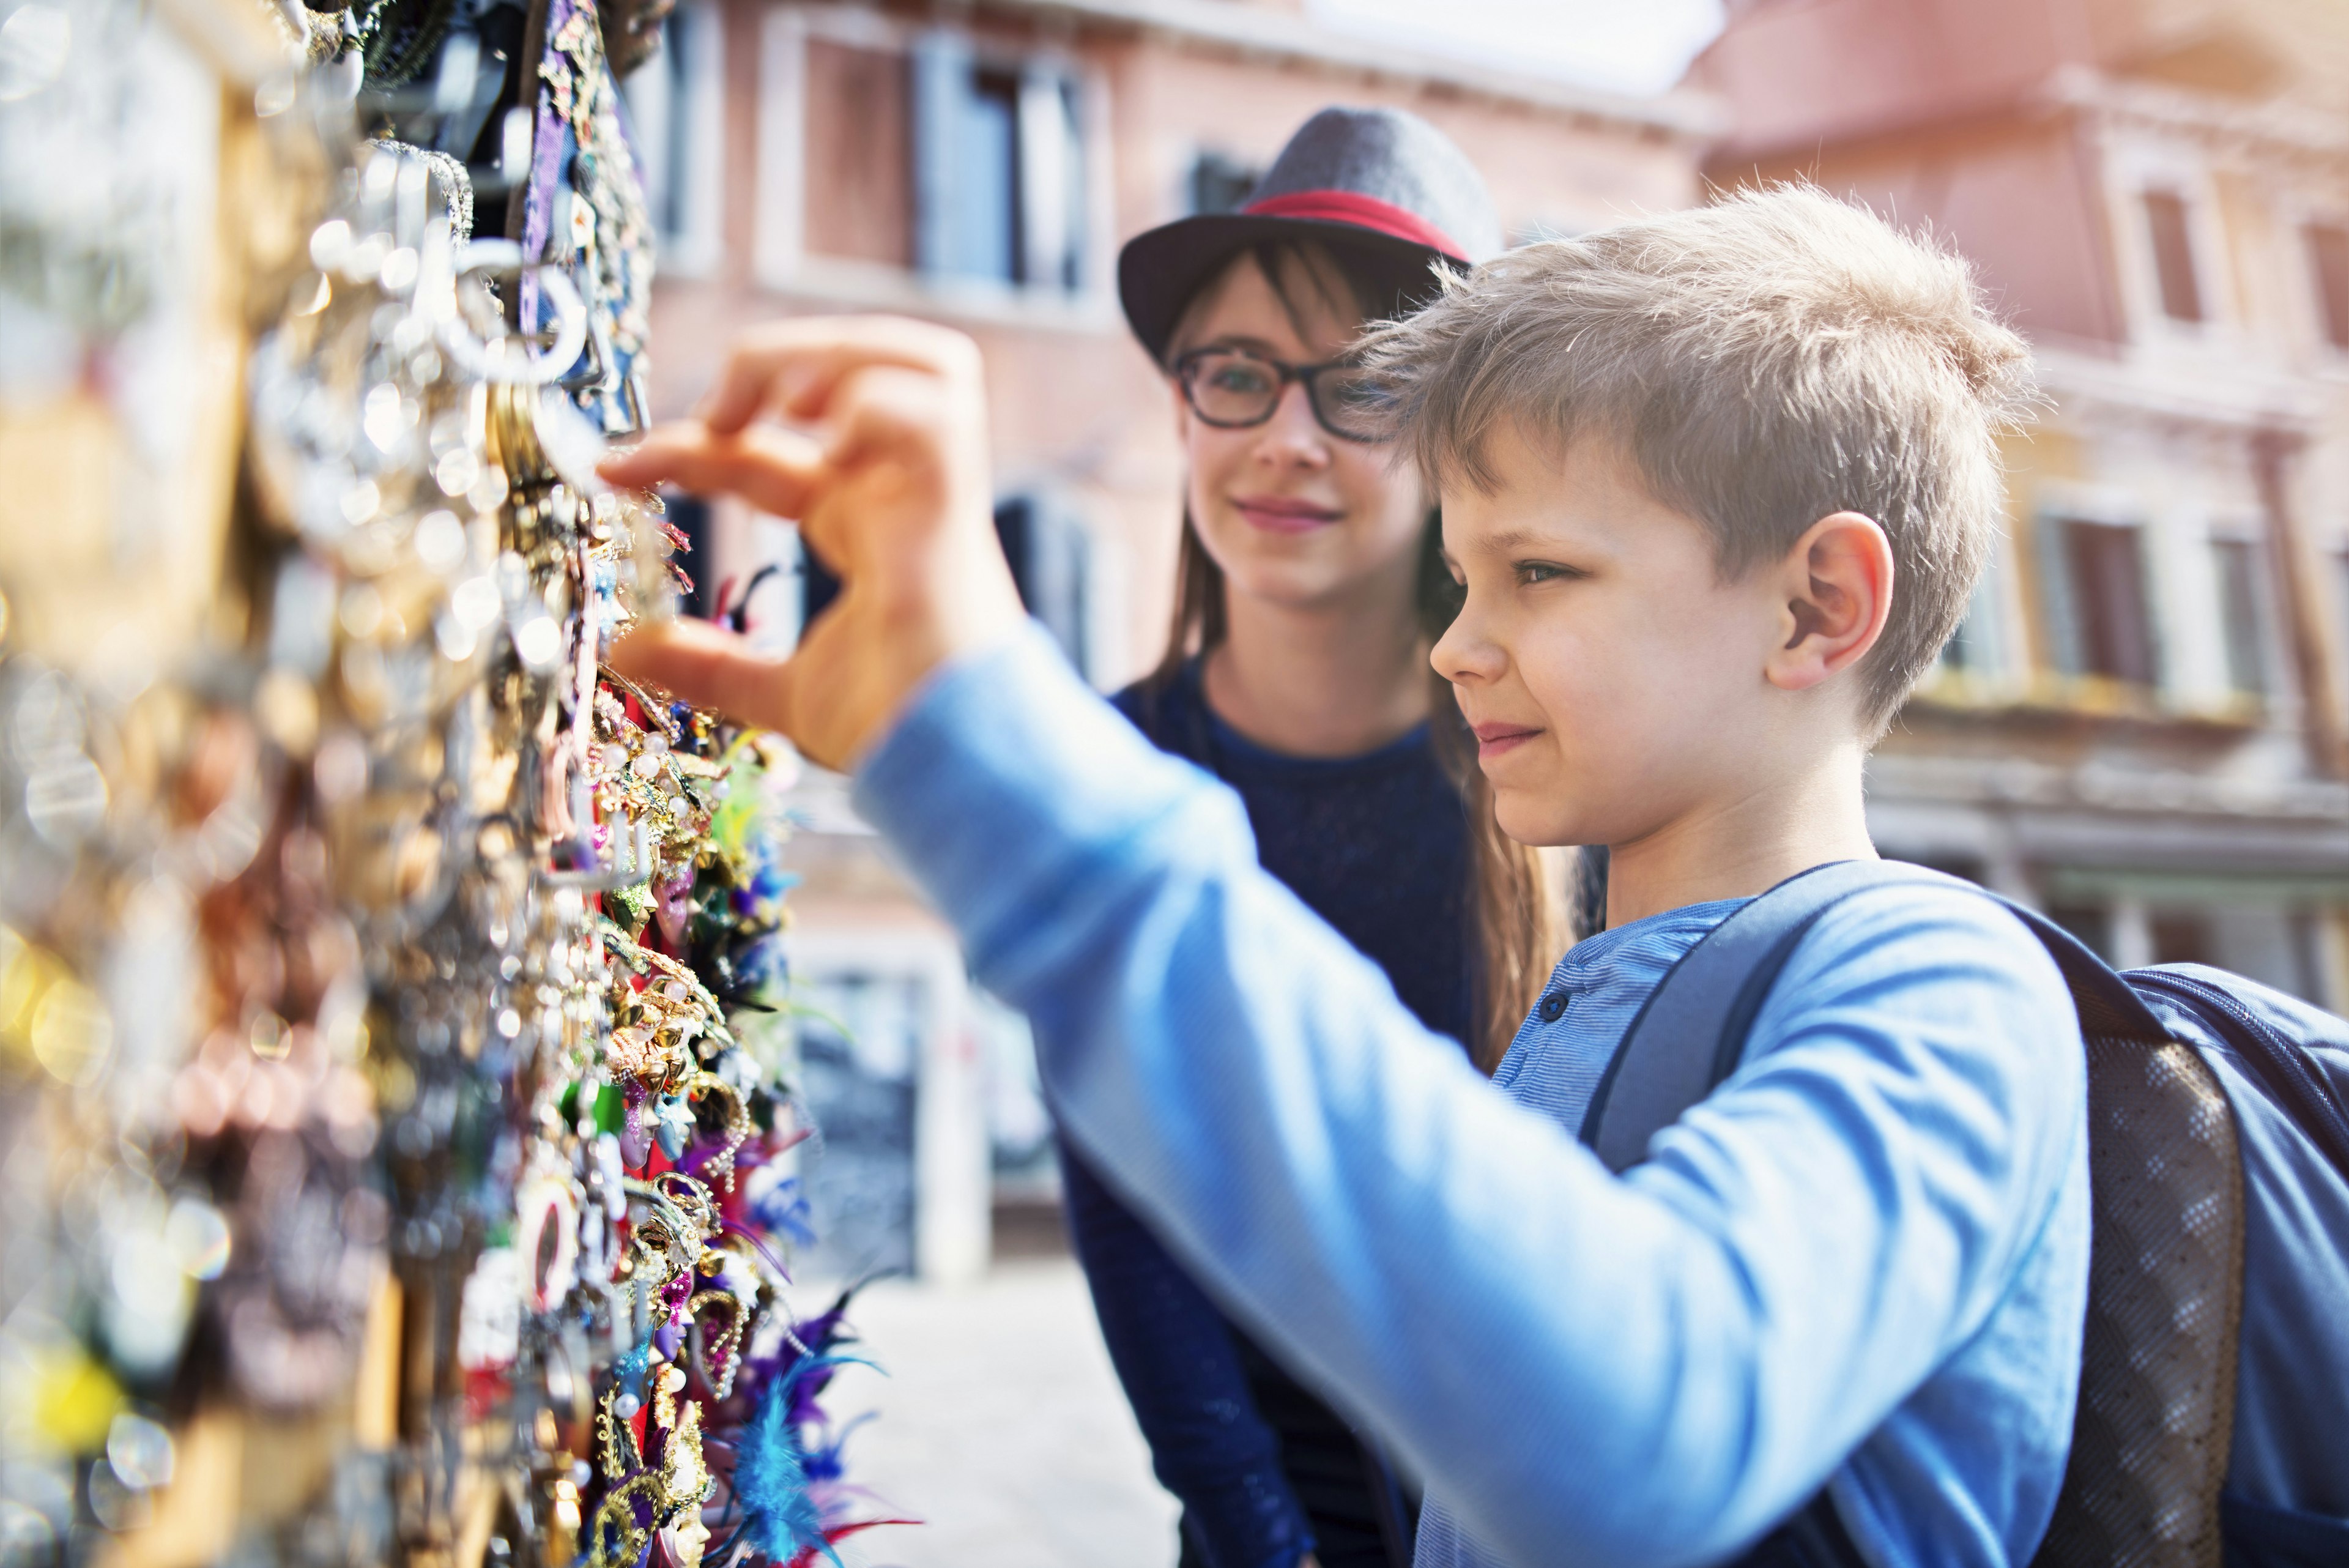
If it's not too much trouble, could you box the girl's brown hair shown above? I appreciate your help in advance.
[1151,242,1574,1068]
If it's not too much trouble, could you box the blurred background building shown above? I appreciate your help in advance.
[1696,0,2349,994]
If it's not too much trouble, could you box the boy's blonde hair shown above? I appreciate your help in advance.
[1362,184,2036,732]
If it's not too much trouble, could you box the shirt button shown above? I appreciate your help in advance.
[1537,990,1569,1023]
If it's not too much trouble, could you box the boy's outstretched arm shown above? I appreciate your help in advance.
[604,324,2084,1568]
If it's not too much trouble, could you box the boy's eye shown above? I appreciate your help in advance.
[1515,560,1579,585]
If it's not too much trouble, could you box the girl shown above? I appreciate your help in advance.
[1063,107,1573,1568]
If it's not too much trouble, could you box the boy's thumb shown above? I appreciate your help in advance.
[607,620,792,733]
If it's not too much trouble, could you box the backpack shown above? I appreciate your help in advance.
[1578,860,2349,1568]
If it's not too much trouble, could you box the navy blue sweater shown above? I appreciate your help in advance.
[1059,662,1474,1568]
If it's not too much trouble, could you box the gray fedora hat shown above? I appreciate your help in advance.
[1119,106,1502,364]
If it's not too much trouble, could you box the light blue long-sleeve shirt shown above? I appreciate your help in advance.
[852,625,2089,1568]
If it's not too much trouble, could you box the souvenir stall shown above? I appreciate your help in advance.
[0,2,896,1564]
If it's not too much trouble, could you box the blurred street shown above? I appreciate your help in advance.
[811,1256,1180,1568]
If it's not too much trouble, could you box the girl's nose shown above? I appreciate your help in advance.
[1252,382,1330,469]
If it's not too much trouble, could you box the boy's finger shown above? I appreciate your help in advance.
[697,317,981,436]
[607,619,794,732]
[598,423,830,519]
[820,365,965,474]
[796,365,986,573]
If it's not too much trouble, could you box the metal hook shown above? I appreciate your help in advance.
[440,239,588,385]
[541,775,653,891]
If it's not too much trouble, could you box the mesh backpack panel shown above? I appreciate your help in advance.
[2033,1035,2244,1568]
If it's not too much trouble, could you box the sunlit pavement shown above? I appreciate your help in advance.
[809,1257,1181,1568]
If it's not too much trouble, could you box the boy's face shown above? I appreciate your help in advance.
[1434,426,1799,849]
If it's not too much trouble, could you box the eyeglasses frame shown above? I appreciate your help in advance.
[1170,346,1386,444]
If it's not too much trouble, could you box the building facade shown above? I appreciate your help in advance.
[1694,0,2349,1000]
[622,0,1715,1274]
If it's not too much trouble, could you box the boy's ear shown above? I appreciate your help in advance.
[1764,510,1894,696]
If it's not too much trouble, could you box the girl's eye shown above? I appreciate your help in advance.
[1515,561,1578,585]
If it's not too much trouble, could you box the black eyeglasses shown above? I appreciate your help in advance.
[1173,346,1388,443]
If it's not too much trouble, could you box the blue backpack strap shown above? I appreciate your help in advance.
[1583,859,2168,1174]
[1576,858,2176,1568]
[1582,860,1899,1172]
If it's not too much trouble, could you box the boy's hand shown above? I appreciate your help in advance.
[597,317,1025,770]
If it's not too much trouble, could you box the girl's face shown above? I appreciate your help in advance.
[1172,252,1430,617]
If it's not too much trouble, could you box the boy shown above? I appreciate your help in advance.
[603,187,2079,1567]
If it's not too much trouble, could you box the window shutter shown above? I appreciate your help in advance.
[1017,69,1083,290]
[2213,538,2269,696]
[911,30,973,278]
[2038,514,2087,677]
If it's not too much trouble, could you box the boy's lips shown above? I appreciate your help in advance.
[1471,721,1542,760]
[1233,495,1341,534]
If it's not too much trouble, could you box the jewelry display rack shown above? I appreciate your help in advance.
[0,4,895,1566]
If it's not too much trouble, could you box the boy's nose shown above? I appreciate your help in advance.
[1432,600,1504,685]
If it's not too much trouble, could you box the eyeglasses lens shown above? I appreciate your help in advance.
[1310,365,1386,442]
[1186,352,1278,426]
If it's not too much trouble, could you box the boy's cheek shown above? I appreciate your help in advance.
[1490,782,1578,849]
[1488,729,1602,848]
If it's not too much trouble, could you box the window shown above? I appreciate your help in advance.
[1935,556,2011,686]
[789,970,923,1279]
[913,32,1085,291]
[2057,519,2158,685]
[1938,608,1991,677]
[665,494,716,619]
[1939,582,1994,677]
[2307,223,2349,350]
[2336,551,2349,685]
[993,493,1090,676]
[2151,911,2214,966]
[2143,190,2205,323]
[1189,151,1261,216]
[802,494,1093,677]
[2212,537,2267,696]
[622,3,725,273]
[794,28,1088,295]
[2047,902,2114,962]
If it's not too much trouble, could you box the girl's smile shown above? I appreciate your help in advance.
[1232,493,1344,533]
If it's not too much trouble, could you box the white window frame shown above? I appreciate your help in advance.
[2102,130,2236,345]
[2200,512,2280,709]
[2273,184,2349,369]
[622,0,726,279]
[755,2,1117,331]
[2032,478,2167,694]
[1931,529,2025,696]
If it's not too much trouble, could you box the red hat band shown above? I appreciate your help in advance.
[1241,190,1469,264]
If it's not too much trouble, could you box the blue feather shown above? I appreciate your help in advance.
[733,1356,859,1566]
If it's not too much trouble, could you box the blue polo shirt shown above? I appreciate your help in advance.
[853,625,2089,1568]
